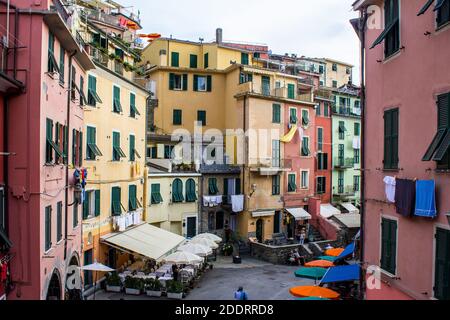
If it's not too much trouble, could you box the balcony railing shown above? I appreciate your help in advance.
[334,157,355,169]
[315,88,332,100]
[114,60,124,76]
[90,46,109,67]
[334,186,356,197]
[239,83,313,103]
[332,105,361,117]
[81,8,123,28]
[248,158,292,170]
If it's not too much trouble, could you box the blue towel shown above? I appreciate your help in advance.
[415,180,437,218]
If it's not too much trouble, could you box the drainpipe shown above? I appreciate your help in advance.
[64,50,77,261]
[358,8,368,301]
[3,97,9,237]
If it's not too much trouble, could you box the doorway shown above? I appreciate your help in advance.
[256,219,264,243]
[186,216,197,239]
[46,270,62,300]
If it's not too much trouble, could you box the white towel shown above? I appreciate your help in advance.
[231,195,244,213]
[383,176,396,203]
[353,137,361,150]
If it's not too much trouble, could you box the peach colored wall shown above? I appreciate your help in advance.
[362,0,450,300]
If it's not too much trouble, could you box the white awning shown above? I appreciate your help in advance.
[341,202,360,214]
[252,210,275,218]
[101,223,186,262]
[320,204,341,219]
[332,214,361,229]
[286,208,312,221]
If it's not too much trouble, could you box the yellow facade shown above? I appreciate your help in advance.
[324,58,353,88]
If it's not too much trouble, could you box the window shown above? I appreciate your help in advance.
[384,108,399,170]
[86,126,102,161]
[112,131,126,161]
[346,67,351,75]
[169,73,188,91]
[46,118,63,164]
[272,140,280,168]
[151,184,163,204]
[272,104,281,123]
[79,76,86,106]
[371,0,400,58]
[194,75,212,92]
[332,80,338,88]
[272,175,281,195]
[338,144,345,166]
[204,53,209,68]
[354,149,360,164]
[185,179,197,202]
[354,176,360,192]
[317,153,328,170]
[317,127,323,151]
[289,108,298,124]
[208,178,219,195]
[273,211,281,234]
[253,52,261,59]
[262,76,270,96]
[241,53,249,65]
[70,66,77,101]
[319,65,324,74]
[288,174,297,192]
[423,93,450,169]
[59,47,65,84]
[354,123,361,136]
[239,72,253,84]
[301,171,309,189]
[83,190,100,219]
[113,86,122,114]
[57,201,63,242]
[287,84,295,100]
[338,171,344,194]
[173,109,182,125]
[47,32,59,74]
[164,145,174,159]
[317,177,326,194]
[197,110,207,126]
[128,185,138,211]
[437,0,450,28]
[339,121,346,140]
[316,103,321,116]
[45,206,52,252]
[190,54,198,68]
[324,102,329,117]
[171,52,179,67]
[301,137,310,157]
[302,110,310,127]
[73,202,79,229]
[129,134,141,162]
[130,93,140,118]
[172,179,184,203]
[216,211,224,230]
[434,228,450,300]
[87,75,102,106]
[332,63,337,71]
[381,218,397,275]
[111,187,122,216]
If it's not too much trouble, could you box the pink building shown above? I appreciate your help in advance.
[4,0,94,300]
[353,0,450,300]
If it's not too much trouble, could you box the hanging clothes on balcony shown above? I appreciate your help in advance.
[281,125,298,143]
[415,180,437,218]
[383,176,396,203]
[353,137,361,150]
[395,179,416,217]
[231,195,244,213]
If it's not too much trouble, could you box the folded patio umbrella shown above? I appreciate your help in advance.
[163,251,203,265]
[325,248,345,257]
[192,233,223,243]
[304,260,335,268]
[294,267,327,280]
[190,237,219,249]
[289,286,340,299]
[178,243,213,257]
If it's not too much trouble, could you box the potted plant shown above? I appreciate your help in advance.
[166,280,184,300]
[124,276,143,295]
[145,278,162,297]
[105,272,122,293]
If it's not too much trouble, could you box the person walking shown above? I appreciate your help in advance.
[234,287,249,300]
[299,228,306,245]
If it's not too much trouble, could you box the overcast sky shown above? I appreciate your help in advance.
[119,0,360,82]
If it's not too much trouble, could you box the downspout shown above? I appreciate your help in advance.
[3,97,9,237]
[358,8,368,301]
[64,50,77,261]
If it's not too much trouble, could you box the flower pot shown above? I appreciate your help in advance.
[146,290,162,297]
[125,288,141,295]
[106,285,121,293]
[167,292,183,300]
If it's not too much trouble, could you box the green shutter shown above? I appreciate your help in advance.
[95,190,101,217]
[45,206,52,251]
[111,187,122,216]
[384,109,399,169]
[130,93,137,118]
[241,53,249,65]
[193,75,199,92]
[190,54,198,68]
[381,218,397,275]
[272,104,281,123]
[171,52,179,67]
[318,128,323,151]
[169,73,175,90]
[182,74,188,91]
[151,184,163,204]
[113,86,122,113]
[355,123,361,136]
[288,84,295,99]
[172,179,184,203]
[207,75,212,92]
[208,178,219,195]
[59,47,65,83]
[46,118,54,163]
[72,129,76,165]
[302,110,309,126]
[83,193,89,219]
[235,178,241,195]
[186,179,197,202]
[288,174,297,192]
[129,185,137,211]
[204,53,209,68]
[272,175,280,195]
[57,202,62,242]
[198,111,206,126]
[129,135,135,161]
[79,131,83,166]
[173,109,182,125]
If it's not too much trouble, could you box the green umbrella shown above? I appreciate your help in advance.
[296,297,331,301]
[294,267,327,280]
[317,256,337,262]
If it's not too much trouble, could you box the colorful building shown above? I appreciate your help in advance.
[323,58,354,89]
[353,0,450,300]
[72,0,149,294]
[4,0,94,300]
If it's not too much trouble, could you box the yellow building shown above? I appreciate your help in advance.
[74,1,149,289]
[141,31,315,242]
[324,58,353,89]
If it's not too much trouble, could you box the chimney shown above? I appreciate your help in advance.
[216,28,223,44]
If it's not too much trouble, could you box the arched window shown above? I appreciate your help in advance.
[185,179,197,203]
[172,179,184,203]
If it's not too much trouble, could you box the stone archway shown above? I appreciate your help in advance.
[65,255,82,300]
[46,269,62,300]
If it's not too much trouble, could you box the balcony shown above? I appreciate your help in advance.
[114,60,124,76]
[0,32,25,94]
[249,158,292,176]
[90,46,109,67]
[238,83,313,103]
[81,8,123,29]
[333,186,356,198]
[334,157,355,169]
[332,105,361,117]
[315,88,333,100]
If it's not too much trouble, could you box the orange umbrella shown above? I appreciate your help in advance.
[304,260,335,268]
[325,248,345,257]
[290,286,340,299]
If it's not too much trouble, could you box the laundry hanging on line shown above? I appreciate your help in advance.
[415,180,437,218]
[395,178,416,217]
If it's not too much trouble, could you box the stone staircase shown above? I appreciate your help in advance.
[309,225,325,242]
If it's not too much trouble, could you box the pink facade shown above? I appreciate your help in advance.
[356,0,450,300]
[5,0,93,300]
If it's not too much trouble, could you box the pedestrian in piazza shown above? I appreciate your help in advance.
[234,287,249,300]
